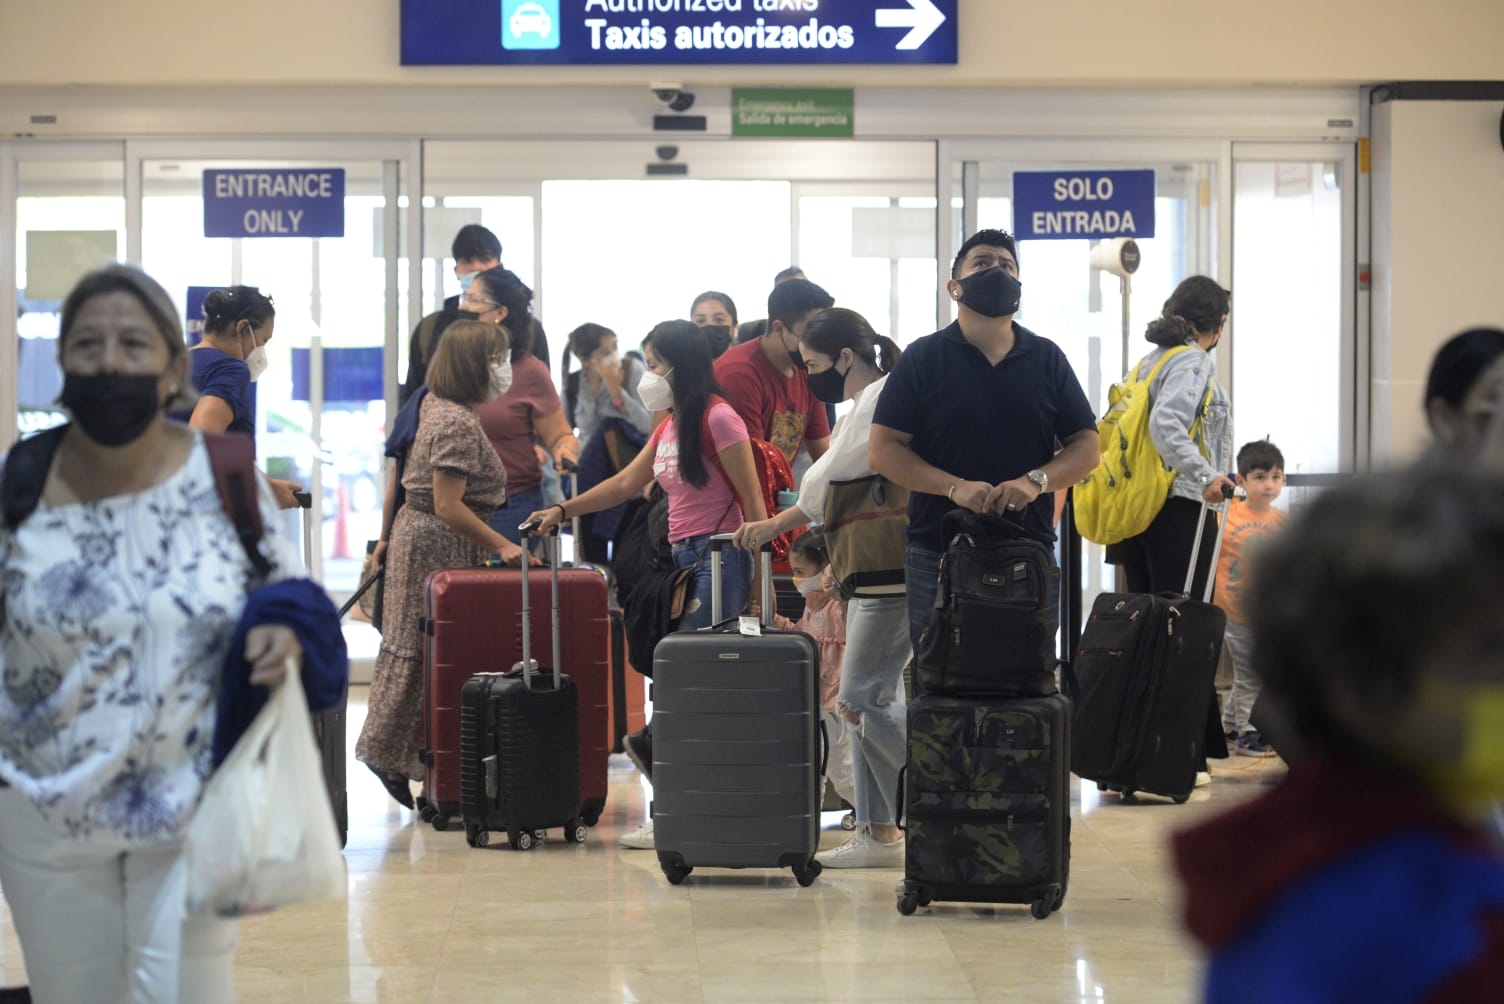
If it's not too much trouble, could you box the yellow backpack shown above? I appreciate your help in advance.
[1074,347,1212,546]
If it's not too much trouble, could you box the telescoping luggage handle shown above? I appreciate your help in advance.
[708,533,774,628]
[515,519,564,692]
[1183,484,1244,602]
[560,460,583,553]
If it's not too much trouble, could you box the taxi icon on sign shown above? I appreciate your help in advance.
[509,2,552,41]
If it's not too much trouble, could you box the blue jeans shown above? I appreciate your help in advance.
[838,596,911,827]
[489,485,546,553]
[905,545,943,661]
[672,535,752,631]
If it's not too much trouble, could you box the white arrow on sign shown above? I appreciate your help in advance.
[875,0,946,51]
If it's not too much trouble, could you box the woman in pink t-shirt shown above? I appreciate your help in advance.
[528,320,769,849]
[528,320,767,624]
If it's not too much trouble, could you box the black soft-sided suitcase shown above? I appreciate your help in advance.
[459,528,584,851]
[651,540,824,887]
[1070,496,1231,803]
[301,491,371,850]
[915,510,1059,699]
[897,692,1071,919]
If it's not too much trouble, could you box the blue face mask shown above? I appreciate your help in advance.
[457,271,479,293]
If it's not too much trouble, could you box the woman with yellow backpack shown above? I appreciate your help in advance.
[1098,276,1237,593]
[1083,276,1237,782]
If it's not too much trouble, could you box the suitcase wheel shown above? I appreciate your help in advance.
[564,820,588,845]
[509,830,535,852]
[660,860,692,885]
[792,858,822,888]
[1095,782,1108,792]
[1172,793,1190,805]
[897,889,919,916]
[581,807,602,828]
[1030,893,1056,921]
[431,813,452,832]
[416,797,438,824]
[465,826,490,849]
[534,829,548,843]
[917,888,933,908]
[840,812,856,831]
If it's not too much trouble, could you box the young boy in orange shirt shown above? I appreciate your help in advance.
[1215,440,1287,756]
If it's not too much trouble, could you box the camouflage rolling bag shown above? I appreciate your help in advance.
[897,692,1070,919]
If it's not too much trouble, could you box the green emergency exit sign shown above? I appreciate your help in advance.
[732,88,854,139]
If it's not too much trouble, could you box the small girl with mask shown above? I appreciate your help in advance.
[771,530,857,819]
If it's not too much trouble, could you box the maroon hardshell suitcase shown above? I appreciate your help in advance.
[420,561,610,833]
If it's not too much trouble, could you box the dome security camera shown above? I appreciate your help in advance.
[650,83,695,113]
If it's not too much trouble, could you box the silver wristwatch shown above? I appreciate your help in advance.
[1026,469,1049,493]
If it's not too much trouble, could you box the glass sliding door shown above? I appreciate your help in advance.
[132,143,415,594]
[1,145,127,446]
[1231,144,1356,481]
[942,140,1225,617]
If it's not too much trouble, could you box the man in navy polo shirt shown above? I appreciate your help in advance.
[870,228,1100,657]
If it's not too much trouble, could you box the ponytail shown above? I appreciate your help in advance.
[1144,314,1197,347]
[873,335,903,374]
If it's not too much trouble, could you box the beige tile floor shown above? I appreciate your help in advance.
[0,687,1288,1003]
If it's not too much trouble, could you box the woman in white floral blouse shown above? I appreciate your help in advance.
[0,266,302,1003]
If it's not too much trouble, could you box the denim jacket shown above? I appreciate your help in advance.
[1139,343,1233,505]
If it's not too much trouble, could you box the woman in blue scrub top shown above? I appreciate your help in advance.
[178,285,302,508]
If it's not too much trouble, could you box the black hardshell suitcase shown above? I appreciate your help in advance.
[651,539,824,887]
[898,691,1071,919]
[1070,494,1232,803]
[459,528,585,851]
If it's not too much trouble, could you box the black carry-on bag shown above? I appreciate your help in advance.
[897,690,1072,919]
[295,490,369,849]
[1070,490,1235,803]
[915,510,1060,699]
[459,524,584,851]
[650,537,825,887]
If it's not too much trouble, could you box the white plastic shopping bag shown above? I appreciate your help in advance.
[183,664,346,918]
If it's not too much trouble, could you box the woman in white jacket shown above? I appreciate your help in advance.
[733,307,910,869]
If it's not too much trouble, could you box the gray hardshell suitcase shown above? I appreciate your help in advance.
[650,538,824,887]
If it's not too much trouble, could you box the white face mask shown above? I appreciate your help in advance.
[637,368,674,412]
[240,327,269,382]
[488,359,513,401]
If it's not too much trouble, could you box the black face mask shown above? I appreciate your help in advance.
[454,309,481,322]
[61,372,163,447]
[806,357,850,405]
[782,331,808,370]
[700,324,733,359]
[957,266,1023,318]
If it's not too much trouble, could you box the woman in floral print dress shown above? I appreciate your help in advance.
[355,319,528,809]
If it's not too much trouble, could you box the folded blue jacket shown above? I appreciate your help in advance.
[214,577,350,767]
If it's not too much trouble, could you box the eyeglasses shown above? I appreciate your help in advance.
[460,293,500,310]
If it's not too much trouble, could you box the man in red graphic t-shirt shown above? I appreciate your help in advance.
[713,278,833,465]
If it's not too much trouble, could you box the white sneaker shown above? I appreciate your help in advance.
[618,819,655,849]
[815,826,904,869]
[1195,770,1213,788]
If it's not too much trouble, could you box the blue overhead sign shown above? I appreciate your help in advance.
[1013,170,1157,242]
[401,0,957,66]
[203,169,347,239]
